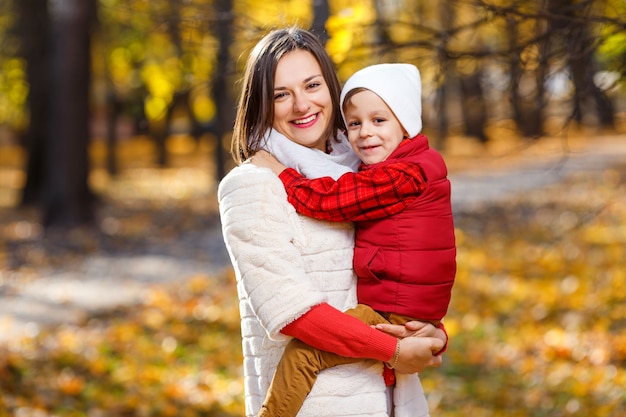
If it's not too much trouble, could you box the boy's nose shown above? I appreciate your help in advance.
[360,123,372,137]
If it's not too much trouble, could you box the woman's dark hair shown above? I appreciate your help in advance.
[231,26,343,164]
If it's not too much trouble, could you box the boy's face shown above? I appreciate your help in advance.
[344,90,406,165]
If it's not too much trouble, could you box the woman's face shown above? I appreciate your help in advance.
[272,50,333,151]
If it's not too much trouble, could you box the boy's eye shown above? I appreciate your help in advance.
[347,120,360,127]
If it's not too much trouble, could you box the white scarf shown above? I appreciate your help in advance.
[260,129,361,180]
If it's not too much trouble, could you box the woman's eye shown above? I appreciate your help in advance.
[306,78,322,89]
[274,92,288,100]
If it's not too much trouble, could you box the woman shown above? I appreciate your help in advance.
[218,26,446,417]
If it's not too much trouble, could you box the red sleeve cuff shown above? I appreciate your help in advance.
[281,303,396,362]
[278,167,302,186]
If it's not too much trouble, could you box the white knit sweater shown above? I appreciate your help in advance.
[218,163,429,417]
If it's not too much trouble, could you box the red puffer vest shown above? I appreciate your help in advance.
[354,134,456,321]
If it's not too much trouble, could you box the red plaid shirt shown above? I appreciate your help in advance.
[278,162,427,221]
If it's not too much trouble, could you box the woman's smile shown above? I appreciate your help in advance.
[292,113,318,126]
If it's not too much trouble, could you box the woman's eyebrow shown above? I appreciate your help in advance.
[274,74,323,90]
[304,74,323,82]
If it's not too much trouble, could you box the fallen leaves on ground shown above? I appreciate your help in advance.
[0,274,244,417]
[421,165,626,417]
[0,152,625,416]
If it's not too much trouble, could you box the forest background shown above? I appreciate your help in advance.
[0,0,625,416]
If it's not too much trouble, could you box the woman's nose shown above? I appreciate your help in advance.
[292,94,310,113]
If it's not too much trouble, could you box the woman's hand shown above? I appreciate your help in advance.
[251,150,286,175]
[391,336,444,374]
[376,320,448,372]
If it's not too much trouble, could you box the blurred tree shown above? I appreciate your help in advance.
[497,3,546,137]
[2,0,625,219]
[17,0,50,207]
[597,0,626,78]
[312,0,330,44]
[372,0,395,60]
[211,0,235,180]
[460,68,488,143]
[329,0,623,142]
[96,1,153,176]
[43,0,97,228]
[104,82,122,176]
[434,0,453,147]
[454,3,488,143]
[152,0,188,167]
[549,0,615,127]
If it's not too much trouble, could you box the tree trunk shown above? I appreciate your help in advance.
[373,0,395,61]
[529,11,548,138]
[211,0,235,180]
[43,0,96,229]
[311,0,330,45]
[433,0,453,149]
[460,70,488,143]
[17,0,49,207]
[507,16,523,130]
[507,15,544,138]
[565,6,615,127]
[151,0,185,168]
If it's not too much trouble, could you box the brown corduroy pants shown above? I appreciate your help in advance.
[258,304,418,417]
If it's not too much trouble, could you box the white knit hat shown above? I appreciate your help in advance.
[340,63,422,138]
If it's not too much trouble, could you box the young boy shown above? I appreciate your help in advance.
[254,63,456,417]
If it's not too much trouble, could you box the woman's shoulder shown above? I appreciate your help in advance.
[218,163,280,195]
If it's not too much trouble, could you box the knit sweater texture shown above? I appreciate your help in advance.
[218,163,429,417]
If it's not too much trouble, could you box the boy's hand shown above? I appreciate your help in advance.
[251,150,287,175]
[375,320,448,360]
[375,320,436,338]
